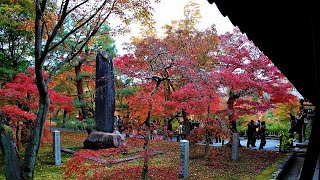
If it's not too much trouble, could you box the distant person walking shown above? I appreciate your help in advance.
[289,113,296,134]
[215,117,222,143]
[256,120,261,140]
[177,123,184,142]
[296,106,306,143]
[259,121,266,150]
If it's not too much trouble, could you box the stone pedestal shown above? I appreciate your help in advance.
[83,131,125,150]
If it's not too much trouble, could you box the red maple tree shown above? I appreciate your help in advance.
[0,68,72,145]
[215,28,296,133]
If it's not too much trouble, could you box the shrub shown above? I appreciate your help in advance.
[266,123,289,134]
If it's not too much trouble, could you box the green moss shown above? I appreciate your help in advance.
[2,124,13,136]
[34,154,73,180]
[255,155,287,180]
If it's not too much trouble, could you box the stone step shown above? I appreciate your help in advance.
[61,148,77,154]
[296,143,308,148]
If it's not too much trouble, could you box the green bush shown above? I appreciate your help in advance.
[266,124,290,134]
[278,131,294,151]
[236,117,246,136]
[55,117,96,130]
[237,126,247,137]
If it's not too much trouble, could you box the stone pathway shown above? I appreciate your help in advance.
[169,136,309,152]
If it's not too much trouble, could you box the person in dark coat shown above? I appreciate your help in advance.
[247,120,256,147]
[256,120,261,140]
[289,113,296,134]
[296,106,306,142]
[259,121,266,150]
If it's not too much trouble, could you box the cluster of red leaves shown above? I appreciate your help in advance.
[63,137,181,180]
[0,69,72,142]
[188,144,284,179]
[211,146,282,175]
[215,28,297,119]
[126,84,166,123]
[64,147,126,179]
[93,166,179,180]
[1,105,36,124]
[41,121,52,143]
[114,29,221,125]
[168,83,211,116]
[188,119,229,145]
[209,147,221,166]
[0,73,38,108]
[0,69,72,120]
[188,127,205,143]
[61,131,284,180]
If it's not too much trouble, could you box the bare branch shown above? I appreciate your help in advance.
[66,0,89,15]
[47,0,109,52]
[39,0,70,62]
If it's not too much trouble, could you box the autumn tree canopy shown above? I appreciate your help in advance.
[214,28,296,132]
[0,0,161,179]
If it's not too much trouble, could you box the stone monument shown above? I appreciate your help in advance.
[95,51,115,132]
[83,51,125,149]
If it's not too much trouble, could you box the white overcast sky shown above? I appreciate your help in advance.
[113,0,235,55]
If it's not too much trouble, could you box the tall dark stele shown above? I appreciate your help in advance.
[95,51,115,133]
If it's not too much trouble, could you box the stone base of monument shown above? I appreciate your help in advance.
[83,131,125,150]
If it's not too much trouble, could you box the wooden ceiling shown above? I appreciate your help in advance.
[208,0,319,105]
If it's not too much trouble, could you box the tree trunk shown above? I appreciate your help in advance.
[0,112,23,180]
[204,128,211,159]
[62,110,68,125]
[75,63,89,119]
[164,118,169,140]
[141,134,150,180]
[141,79,162,179]
[182,110,190,137]
[22,89,50,179]
[204,95,212,158]
[227,93,241,146]
[51,109,60,123]
[227,93,240,135]
[141,99,153,180]
[227,94,239,133]
[21,2,51,177]
[20,124,30,145]
[16,122,20,150]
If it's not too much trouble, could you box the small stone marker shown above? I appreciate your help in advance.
[53,130,61,165]
[232,133,239,160]
[179,140,189,179]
